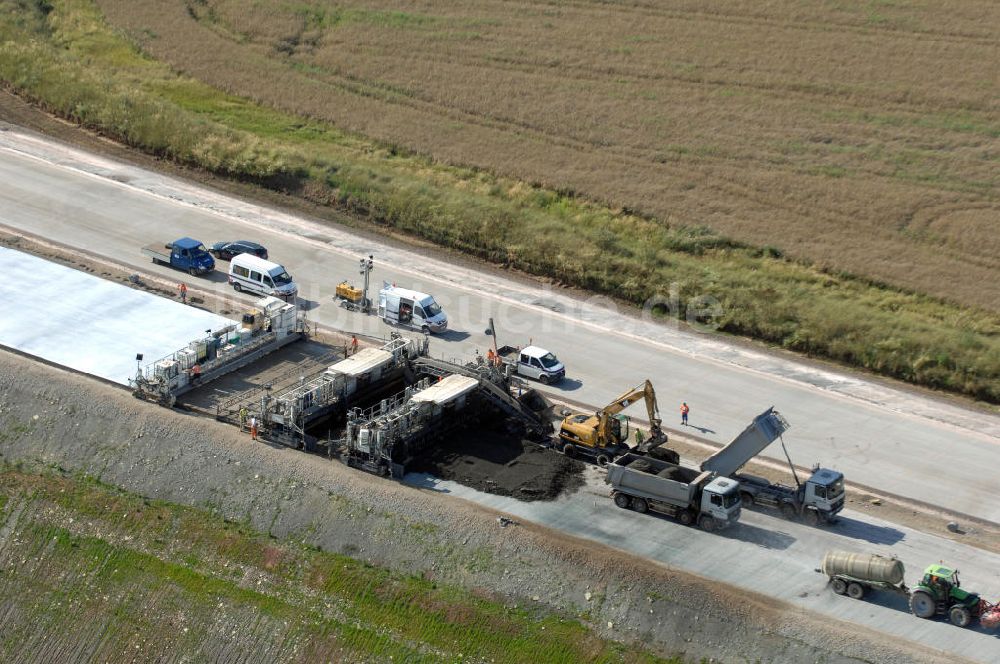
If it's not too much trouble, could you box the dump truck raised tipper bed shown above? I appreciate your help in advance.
[820,550,1000,629]
[606,453,741,531]
[701,408,844,524]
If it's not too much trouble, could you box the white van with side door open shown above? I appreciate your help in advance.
[228,254,297,301]
[378,284,448,333]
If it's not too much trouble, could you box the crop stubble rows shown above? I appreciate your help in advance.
[100,0,1000,310]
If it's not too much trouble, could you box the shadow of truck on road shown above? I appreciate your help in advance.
[830,514,905,546]
[718,520,796,550]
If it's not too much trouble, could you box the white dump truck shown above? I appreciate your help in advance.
[701,408,845,525]
[606,453,741,531]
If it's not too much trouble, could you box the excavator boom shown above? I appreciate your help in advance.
[598,380,662,445]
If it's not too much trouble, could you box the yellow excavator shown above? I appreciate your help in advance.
[558,380,675,465]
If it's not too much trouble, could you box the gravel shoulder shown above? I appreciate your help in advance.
[0,350,961,663]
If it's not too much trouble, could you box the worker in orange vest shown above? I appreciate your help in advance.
[351,335,359,356]
[486,348,496,366]
[178,282,188,305]
[680,402,689,426]
[191,363,201,385]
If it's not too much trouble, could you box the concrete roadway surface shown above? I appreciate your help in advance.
[408,471,1000,663]
[2,128,1000,521]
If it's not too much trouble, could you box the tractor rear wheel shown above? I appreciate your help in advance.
[846,582,866,600]
[909,591,936,619]
[949,605,972,628]
[831,578,847,595]
[614,493,631,509]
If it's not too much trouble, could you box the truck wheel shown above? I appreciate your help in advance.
[678,509,694,526]
[846,582,865,600]
[804,509,820,526]
[596,454,610,467]
[233,282,242,292]
[740,491,754,507]
[561,443,576,458]
[909,591,936,619]
[949,605,972,628]
[831,578,847,595]
[613,493,631,509]
[632,498,648,514]
[781,503,798,520]
[698,515,716,532]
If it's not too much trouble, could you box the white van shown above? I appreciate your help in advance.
[229,254,297,301]
[378,284,448,333]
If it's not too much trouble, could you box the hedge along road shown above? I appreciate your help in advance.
[1,127,999,522]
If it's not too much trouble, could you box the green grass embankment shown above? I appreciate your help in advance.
[0,466,674,662]
[1,0,997,403]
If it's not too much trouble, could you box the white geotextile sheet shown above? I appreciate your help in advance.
[0,247,235,385]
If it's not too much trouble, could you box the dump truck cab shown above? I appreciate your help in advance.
[701,476,742,527]
[802,467,846,516]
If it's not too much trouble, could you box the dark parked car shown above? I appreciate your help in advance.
[209,241,268,261]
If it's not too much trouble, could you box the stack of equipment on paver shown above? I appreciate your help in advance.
[606,453,741,530]
[342,374,480,478]
[131,296,302,405]
[412,355,554,440]
[701,408,845,524]
[234,335,425,449]
[558,380,673,465]
[820,550,999,629]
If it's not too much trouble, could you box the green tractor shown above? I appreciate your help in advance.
[909,563,985,627]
